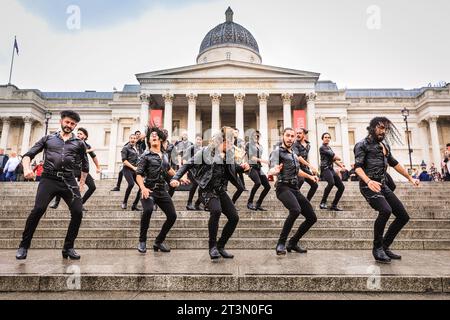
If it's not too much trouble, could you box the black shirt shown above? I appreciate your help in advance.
[246,142,263,170]
[207,163,226,191]
[320,144,335,170]
[270,145,301,183]
[24,132,89,174]
[354,137,399,182]
[121,143,140,166]
[293,140,311,169]
[136,150,170,188]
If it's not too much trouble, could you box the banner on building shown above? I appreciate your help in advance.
[150,109,163,128]
[293,110,307,132]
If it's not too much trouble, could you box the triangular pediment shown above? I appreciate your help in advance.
[136,60,320,81]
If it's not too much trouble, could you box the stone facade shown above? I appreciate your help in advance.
[1,8,449,180]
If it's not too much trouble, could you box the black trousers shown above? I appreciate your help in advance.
[360,182,410,249]
[53,173,96,205]
[229,177,245,203]
[187,171,203,206]
[123,167,141,206]
[205,191,239,249]
[276,184,317,245]
[115,168,123,189]
[238,171,246,189]
[321,168,345,206]
[298,169,319,201]
[20,177,83,250]
[248,168,271,206]
[139,189,177,243]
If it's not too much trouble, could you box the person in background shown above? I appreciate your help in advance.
[33,160,44,182]
[4,151,20,182]
[0,148,9,182]
[444,143,450,181]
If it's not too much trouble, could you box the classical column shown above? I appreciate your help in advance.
[140,94,149,130]
[163,94,174,141]
[108,117,120,174]
[340,115,350,168]
[0,117,11,150]
[258,93,269,160]
[21,117,34,155]
[187,94,198,143]
[211,93,221,135]
[235,93,245,139]
[306,93,318,168]
[428,116,441,167]
[282,93,293,129]
[418,122,430,166]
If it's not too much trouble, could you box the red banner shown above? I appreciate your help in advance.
[149,109,163,128]
[293,110,307,132]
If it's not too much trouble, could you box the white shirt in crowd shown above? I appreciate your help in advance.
[4,157,20,173]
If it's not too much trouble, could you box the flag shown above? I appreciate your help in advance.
[14,37,19,55]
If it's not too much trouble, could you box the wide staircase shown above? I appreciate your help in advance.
[0,180,449,294]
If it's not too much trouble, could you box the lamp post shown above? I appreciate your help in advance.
[44,111,52,136]
[401,107,413,171]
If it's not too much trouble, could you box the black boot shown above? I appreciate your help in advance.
[247,203,257,211]
[153,242,171,253]
[329,205,343,212]
[286,242,308,253]
[49,199,60,209]
[372,247,391,264]
[218,248,234,259]
[186,203,196,211]
[131,204,142,211]
[62,248,81,260]
[319,203,328,210]
[111,187,120,192]
[209,247,220,260]
[138,242,147,253]
[384,247,402,260]
[16,247,28,260]
[276,243,286,256]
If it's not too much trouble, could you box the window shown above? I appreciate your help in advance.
[349,131,356,145]
[104,130,111,147]
[328,126,336,142]
[123,127,130,142]
[226,52,231,60]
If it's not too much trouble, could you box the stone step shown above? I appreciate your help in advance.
[0,250,448,293]
[2,227,449,240]
[1,210,449,220]
[1,238,449,250]
[2,218,449,229]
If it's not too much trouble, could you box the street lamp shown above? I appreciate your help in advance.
[44,111,52,136]
[401,107,413,171]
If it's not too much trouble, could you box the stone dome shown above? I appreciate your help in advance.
[197,7,261,64]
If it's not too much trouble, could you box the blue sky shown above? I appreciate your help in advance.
[17,0,211,30]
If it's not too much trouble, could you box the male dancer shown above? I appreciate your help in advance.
[246,130,271,211]
[16,111,88,260]
[185,135,204,211]
[171,127,250,260]
[269,128,319,255]
[354,117,419,263]
[121,134,142,211]
[136,127,186,253]
[293,128,319,201]
[50,127,101,211]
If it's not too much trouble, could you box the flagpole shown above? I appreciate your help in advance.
[8,37,16,85]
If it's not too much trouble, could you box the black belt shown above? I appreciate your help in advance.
[42,171,75,179]
[278,178,298,186]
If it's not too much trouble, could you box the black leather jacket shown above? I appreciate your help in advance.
[246,142,263,170]
[24,132,89,174]
[121,143,140,166]
[136,150,171,188]
[172,146,247,191]
[320,144,335,170]
[354,137,399,182]
[270,145,301,184]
